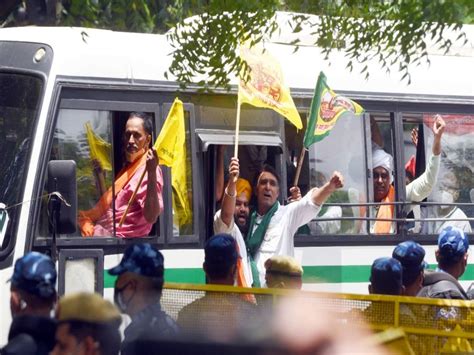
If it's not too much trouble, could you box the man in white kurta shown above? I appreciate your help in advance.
[215,158,343,287]
[371,116,445,234]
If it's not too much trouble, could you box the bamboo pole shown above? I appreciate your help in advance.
[233,101,242,182]
[292,147,307,187]
[118,167,146,227]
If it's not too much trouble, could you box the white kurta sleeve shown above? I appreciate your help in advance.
[285,188,322,229]
[213,209,234,234]
[406,154,440,202]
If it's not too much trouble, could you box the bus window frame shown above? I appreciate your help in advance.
[31,84,190,254]
[162,102,200,245]
[0,69,47,267]
[293,100,474,246]
[0,43,53,267]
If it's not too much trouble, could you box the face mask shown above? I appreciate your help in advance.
[114,281,133,313]
[115,292,127,313]
[432,190,454,209]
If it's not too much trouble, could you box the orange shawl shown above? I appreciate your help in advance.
[235,244,256,304]
[373,185,395,234]
[78,154,147,236]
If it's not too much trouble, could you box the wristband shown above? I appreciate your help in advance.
[225,187,236,198]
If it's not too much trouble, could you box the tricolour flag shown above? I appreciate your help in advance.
[303,71,364,148]
[238,42,302,129]
[154,98,192,227]
[85,122,112,171]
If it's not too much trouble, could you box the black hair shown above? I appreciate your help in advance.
[66,320,121,355]
[254,164,281,188]
[370,278,401,296]
[141,275,164,295]
[438,254,464,269]
[128,112,154,137]
[402,268,423,287]
[13,286,56,310]
[204,262,236,279]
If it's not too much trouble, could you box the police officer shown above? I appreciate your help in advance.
[51,292,122,355]
[419,226,469,299]
[264,255,304,290]
[2,252,57,355]
[109,243,179,354]
[392,241,427,296]
[368,257,404,295]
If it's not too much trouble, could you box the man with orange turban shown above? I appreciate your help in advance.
[214,168,253,288]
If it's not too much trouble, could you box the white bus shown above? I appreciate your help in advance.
[0,13,473,341]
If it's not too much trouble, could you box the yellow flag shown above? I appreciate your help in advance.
[238,42,302,129]
[154,98,192,227]
[85,122,112,171]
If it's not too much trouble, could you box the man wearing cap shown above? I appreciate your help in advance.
[2,252,57,355]
[177,234,256,340]
[51,292,121,355]
[108,243,179,354]
[219,157,343,287]
[370,115,445,234]
[368,257,404,295]
[419,226,470,299]
[364,257,404,325]
[392,241,427,296]
[264,255,303,289]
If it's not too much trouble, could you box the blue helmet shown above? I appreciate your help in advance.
[10,252,56,298]
[109,243,164,278]
[438,226,469,262]
[370,257,403,295]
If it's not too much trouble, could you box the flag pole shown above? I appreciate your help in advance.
[233,100,241,183]
[234,100,241,158]
[118,167,147,227]
[292,147,307,187]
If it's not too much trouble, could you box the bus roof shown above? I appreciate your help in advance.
[0,14,472,102]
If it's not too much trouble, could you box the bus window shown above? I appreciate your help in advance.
[38,109,162,239]
[0,73,42,253]
[297,111,369,236]
[367,114,398,235]
[421,113,474,235]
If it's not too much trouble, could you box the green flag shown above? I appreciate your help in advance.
[303,72,364,148]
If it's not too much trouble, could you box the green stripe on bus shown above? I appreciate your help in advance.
[104,264,474,288]
[303,264,474,283]
[302,265,370,283]
[104,268,206,288]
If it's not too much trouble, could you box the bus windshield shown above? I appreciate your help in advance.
[0,72,43,244]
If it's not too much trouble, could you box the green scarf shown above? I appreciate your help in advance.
[246,201,279,287]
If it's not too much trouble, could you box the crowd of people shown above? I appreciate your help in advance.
[1,111,472,353]
[368,226,470,300]
[1,223,471,354]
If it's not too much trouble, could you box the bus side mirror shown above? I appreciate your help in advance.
[47,160,77,234]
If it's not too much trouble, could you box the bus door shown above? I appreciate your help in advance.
[0,41,52,341]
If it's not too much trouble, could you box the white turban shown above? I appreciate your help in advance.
[372,146,393,182]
